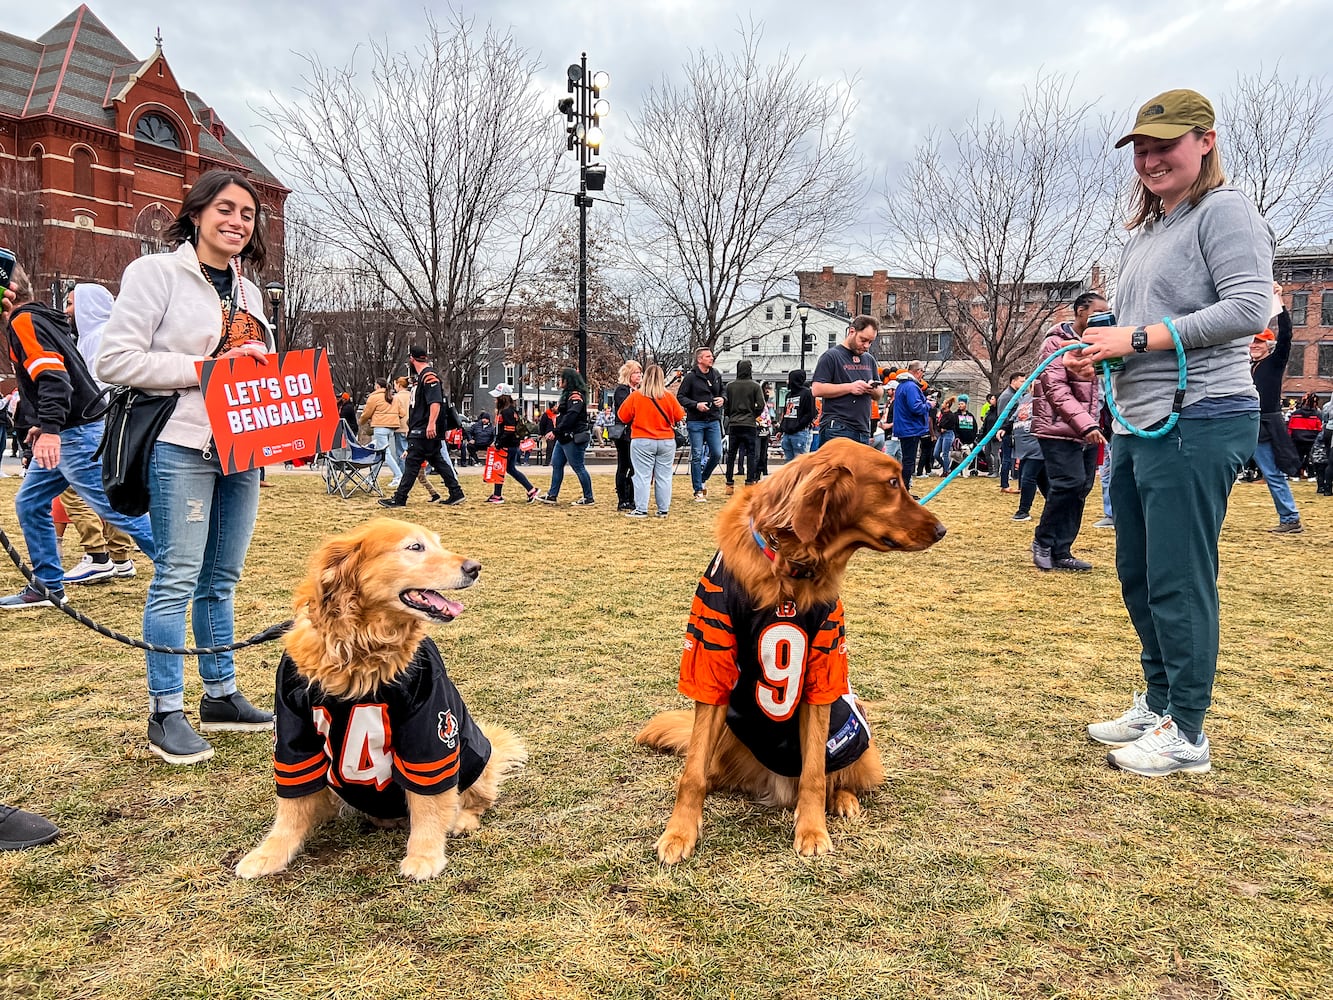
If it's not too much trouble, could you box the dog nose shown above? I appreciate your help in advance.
[934,523,947,541]
[461,560,482,580]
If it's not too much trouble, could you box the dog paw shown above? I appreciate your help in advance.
[793,825,834,858]
[400,852,449,881]
[236,847,289,879]
[654,826,698,865]
[827,789,862,819]
[449,811,482,836]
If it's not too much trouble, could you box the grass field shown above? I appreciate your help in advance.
[1,467,1330,999]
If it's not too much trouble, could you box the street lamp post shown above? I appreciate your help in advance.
[558,55,609,378]
[264,281,286,353]
[797,300,811,375]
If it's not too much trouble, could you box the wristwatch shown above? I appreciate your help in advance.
[1131,326,1148,353]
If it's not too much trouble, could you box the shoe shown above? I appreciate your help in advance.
[386,480,400,490]
[441,493,466,506]
[1031,543,1053,571]
[259,480,274,488]
[148,711,215,765]
[199,692,274,733]
[486,495,505,504]
[1093,517,1115,529]
[378,498,406,508]
[0,804,60,851]
[538,494,558,505]
[693,491,707,503]
[656,510,669,518]
[1000,487,1019,494]
[1088,690,1163,747]
[528,488,541,503]
[572,497,595,506]
[1106,716,1210,776]
[1012,512,1031,522]
[0,584,66,610]
[112,559,136,578]
[63,554,116,585]
[1052,555,1093,571]
[1270,520,1303,534]
[725,484,735,496]
[625,510,648,519]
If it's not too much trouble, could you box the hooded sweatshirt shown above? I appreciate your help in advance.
[780,369,815,434]
[891,371,931,438]
[723,359,765,428]
[70,283,115,390]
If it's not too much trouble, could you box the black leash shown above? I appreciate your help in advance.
[0,523,292,655]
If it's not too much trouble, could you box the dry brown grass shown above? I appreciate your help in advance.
[1,467,1330,999]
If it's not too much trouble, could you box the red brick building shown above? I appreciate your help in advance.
[1275,245,1333,403]
[0,6,288,307]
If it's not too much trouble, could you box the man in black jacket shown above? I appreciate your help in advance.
[677,347,726,501]
[1,265,156,610]
[723,359,764,492]
[1250,290,1300,533]
[380,345,465,508]
[779,369,816,461]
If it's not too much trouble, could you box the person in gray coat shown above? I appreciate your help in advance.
[723,359,764,493]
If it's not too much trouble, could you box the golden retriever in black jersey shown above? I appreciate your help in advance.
[236,518,526,881]
[636,439,945,862]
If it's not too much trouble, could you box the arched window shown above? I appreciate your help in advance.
[73,147,94,197]
[28,145,43,187]
[134,113,181,149]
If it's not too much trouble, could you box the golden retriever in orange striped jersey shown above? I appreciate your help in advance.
[636,439,945,862]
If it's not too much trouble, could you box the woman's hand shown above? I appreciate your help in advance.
[221,341,270,365]
[1067,325,1134,379]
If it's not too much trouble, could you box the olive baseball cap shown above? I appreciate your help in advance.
[1114,89,1214,148]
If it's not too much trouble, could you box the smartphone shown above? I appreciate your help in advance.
[0,247,15,293]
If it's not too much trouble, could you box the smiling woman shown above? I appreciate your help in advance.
[97,169,278,767]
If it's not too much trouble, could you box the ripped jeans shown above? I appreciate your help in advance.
[143,442,260,713]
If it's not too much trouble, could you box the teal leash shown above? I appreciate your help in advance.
[917,318,1186,505]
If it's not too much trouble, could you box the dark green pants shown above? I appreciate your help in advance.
[1109,413,1258,734]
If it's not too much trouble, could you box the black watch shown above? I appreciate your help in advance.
[1131,326,1148,353]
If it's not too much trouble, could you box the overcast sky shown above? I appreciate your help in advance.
[17,0,1333,267]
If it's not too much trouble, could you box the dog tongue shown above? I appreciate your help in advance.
[410,590,464,618]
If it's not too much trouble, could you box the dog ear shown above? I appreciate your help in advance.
[308,533,365,618]
[789,458,854,544]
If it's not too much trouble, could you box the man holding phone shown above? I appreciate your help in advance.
[811,315,883,446]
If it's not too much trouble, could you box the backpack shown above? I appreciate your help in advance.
[513,409,530,437]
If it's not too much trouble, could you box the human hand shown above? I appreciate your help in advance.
[849,380,872,396]
[221,341,269,365]
[1063,351,1097,381]
[545,432,555,442]
[1076,325,1134,367]
[696,402,708,412]
[32,431,60,469]
[1084,428,1106,446]
[712,396,724,408]
[0,288,14,318]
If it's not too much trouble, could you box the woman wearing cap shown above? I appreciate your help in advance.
[1072,89,1274,777]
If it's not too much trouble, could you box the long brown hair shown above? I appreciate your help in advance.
[377,377,392,405]
[1126,128,1226,231]
[641,365,667,400]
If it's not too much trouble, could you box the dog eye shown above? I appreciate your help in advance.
[406,541,424,552]
[889,478,899,489]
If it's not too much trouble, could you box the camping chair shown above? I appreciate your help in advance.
[323,421,388,499]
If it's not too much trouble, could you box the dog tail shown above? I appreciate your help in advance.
[480,723,529,776]
[634,709,694,755]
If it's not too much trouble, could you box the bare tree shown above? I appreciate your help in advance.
[623,25,861,353]
[883,74,1118,394]
[0,154,44,291]
[1221,66,1333,247]
[259,12,561,399]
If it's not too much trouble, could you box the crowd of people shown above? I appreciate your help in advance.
[0,89,1328,852]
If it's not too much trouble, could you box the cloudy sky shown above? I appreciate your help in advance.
[16,0,1332,262]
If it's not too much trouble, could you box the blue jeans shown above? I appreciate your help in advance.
[780,428,811,461]
[999,434,1016,489]
[143,442,260,714]
[372,426,404,483]
[820,418,869,446]
[1253,438,1299,524]
[547,438,592,501]
[630,437,676,513]
[1099,434,1114,518]
[687,420,723,493]
[14,422,155,592]
[934,430,956,475]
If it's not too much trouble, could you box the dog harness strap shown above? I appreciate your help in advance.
[749,519,816,579]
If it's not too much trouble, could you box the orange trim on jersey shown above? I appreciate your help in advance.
[275,751,326,774]
[395,748,460,776]
[10,313,67,379]
[397,761,460,787]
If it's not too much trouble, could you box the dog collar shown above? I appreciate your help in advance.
[750,519,816,579]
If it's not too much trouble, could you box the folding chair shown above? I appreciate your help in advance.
[323,421,388,499]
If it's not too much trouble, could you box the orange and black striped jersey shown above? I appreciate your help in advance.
[679,551,868,777]
[273,638,491,820]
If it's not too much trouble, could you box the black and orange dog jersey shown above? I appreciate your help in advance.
[678,551,871,777]
[272,638,491,820]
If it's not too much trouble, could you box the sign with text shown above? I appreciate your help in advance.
[197,348,341,473]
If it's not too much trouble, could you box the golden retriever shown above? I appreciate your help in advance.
[237,518,527,881]
[636,438,945,862]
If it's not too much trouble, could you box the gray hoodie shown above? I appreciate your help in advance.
[1109,186,1272,433]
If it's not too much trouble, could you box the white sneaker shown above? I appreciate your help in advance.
[63,554,116,585]
[112,559,136,577]
[1106,717,1211,776]
[1087,691,1162,747]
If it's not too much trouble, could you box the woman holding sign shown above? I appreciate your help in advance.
[99,169,276,766]
[486,390,539,504]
